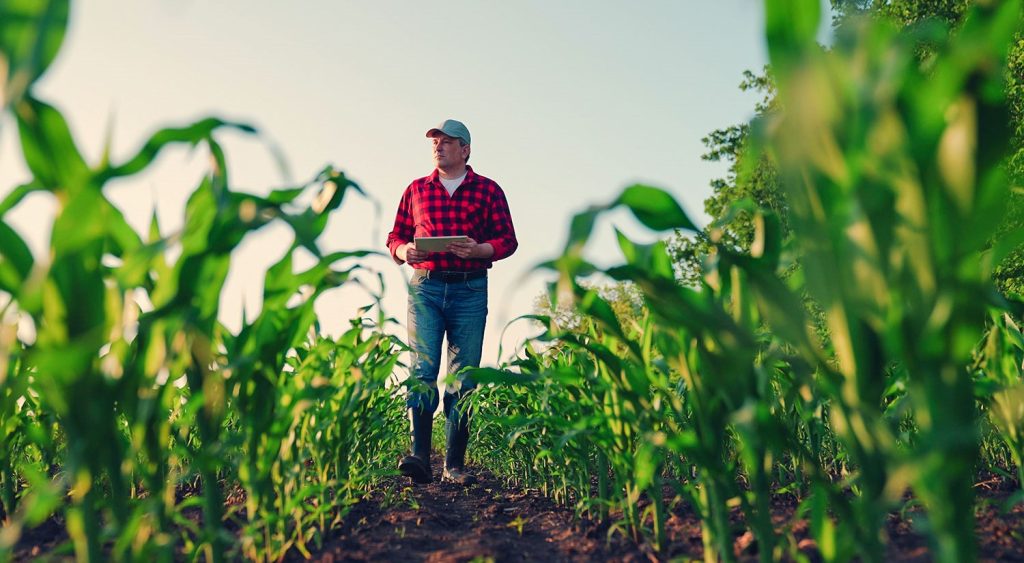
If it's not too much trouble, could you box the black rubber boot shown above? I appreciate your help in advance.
[443,405,476,485]
[398,407,433,484]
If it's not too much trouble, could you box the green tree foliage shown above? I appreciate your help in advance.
[670,70,785,287]
[831,0,971,25]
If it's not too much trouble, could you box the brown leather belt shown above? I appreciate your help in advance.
[414,269,487,282]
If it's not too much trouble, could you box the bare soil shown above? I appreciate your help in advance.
[303,466,636,562]
[10,466,1023,561]
[305,466,1024,563]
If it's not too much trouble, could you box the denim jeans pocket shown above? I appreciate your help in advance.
[465,276,488,292]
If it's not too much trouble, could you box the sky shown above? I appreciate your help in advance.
[0,1,829,367]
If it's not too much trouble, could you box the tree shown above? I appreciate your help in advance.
[669,70,786,287]
[831,0,971,26]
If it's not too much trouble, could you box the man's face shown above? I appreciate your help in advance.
[431,134,469,168]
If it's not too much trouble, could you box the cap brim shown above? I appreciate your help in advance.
[425,128,446,138]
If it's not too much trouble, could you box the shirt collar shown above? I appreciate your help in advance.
[429,165,475,185]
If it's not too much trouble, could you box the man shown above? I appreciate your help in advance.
[386,119,518,485]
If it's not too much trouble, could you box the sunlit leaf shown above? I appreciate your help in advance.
[95,117,257,183]
[0,219,32,294]
[0,0,69,112]
[14,95,90,193]
[614,184,697,232]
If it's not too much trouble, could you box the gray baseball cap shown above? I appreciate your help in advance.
[425,119,471,145]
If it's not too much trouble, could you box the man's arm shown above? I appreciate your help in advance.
[386,188,415,265]
[482,187,518,261]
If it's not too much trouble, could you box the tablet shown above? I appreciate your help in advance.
[415,235,469,252]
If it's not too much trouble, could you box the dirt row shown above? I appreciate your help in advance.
[304,467,630,562]
[10,464,1023,561]
[306,465,1024,562]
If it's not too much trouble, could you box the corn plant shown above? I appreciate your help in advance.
[755,1,1022,560]
[227,313,406,561]
[975,311,1024,489]
[468,3,1024,563]
[1,2,409,561]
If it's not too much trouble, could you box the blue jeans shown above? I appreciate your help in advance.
[406,273,487,419]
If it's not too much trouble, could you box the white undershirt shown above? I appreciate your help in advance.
[440,172,467,196]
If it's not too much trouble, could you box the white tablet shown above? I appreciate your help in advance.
[414,235,469,252]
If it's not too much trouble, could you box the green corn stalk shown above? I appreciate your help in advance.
[485,184,784,559]
[226,245,373,560]
[460,5,1024,563]
[0,0,69,119]
[975,312,1024,488]
[1,1,428,561]
[0,319,25,524]
[2,8,388,558]
[758,1,1023,560]
[583,193,758,561]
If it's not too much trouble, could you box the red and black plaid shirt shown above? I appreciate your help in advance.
[386,166,518,271]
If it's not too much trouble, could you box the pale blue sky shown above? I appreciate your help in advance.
[0,1,828,364]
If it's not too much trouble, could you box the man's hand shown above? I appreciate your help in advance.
[397,242,429,264]
[447,238,494,260]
